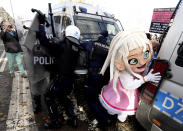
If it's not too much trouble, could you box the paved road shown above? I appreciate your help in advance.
[0,40,146,131]
[0,41,38,131]
[0,41,12,130]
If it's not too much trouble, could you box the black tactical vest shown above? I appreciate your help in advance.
[90,42,109,63]
[57,38,80,76]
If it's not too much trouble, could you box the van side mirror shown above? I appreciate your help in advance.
[175,42,183,67]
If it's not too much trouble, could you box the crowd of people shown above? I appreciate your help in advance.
[0,12,162,130]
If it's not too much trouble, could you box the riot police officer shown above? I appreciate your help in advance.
[81,30,116,130]
[25,9,81,129]
[42,25,81,129]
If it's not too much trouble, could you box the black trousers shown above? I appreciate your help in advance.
[84,72,115,126]
[44,74,76,121]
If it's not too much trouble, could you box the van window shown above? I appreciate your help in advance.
[105,22,120,40]
[75,16,120,43]
[62,16,71,28]
[54,16,71,37]
[76,19,101,41]
[106,23,118,36]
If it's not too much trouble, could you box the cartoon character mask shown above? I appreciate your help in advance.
[127,44,152,73]
[115,44,152,74]
[100,29,153,80]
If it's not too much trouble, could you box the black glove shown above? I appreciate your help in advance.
[49,37,64,45]
[38,14,46,25]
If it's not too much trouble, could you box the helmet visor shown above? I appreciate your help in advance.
[66,36,80,45]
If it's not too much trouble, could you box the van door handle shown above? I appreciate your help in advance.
[164,72,172,79]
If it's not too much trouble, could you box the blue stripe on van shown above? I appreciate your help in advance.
[153,90,183,124]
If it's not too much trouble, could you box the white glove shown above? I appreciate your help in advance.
[144,69,161,83]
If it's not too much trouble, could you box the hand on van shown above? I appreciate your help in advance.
[144,69,161,83]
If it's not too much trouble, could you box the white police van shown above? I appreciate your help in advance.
[48,1,122,43]
[136,1,183,131]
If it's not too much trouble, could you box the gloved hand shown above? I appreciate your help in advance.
[144,69,161,83]
[38,14,46,25]
[49,37,64,45]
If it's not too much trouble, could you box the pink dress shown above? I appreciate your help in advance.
[99,72,141,117]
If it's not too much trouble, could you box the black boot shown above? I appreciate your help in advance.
[44,91,62,129]
[64,103,78,128]
[33,95,42,113]
[44,119,62,129]
[67,116,78,128]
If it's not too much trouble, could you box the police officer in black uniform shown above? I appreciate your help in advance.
[35,13,81,128]
[43,25,81,129]
[81,30,116,129]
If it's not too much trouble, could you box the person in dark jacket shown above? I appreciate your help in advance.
[44,25,81,129]
[37,22,81,129]
[81,30,116,130]
[0,21,27,78]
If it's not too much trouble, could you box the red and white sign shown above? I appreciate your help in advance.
[149,8,175,34]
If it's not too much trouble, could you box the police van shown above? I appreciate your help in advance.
[136,1,183,131]
[47,1,122,43]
